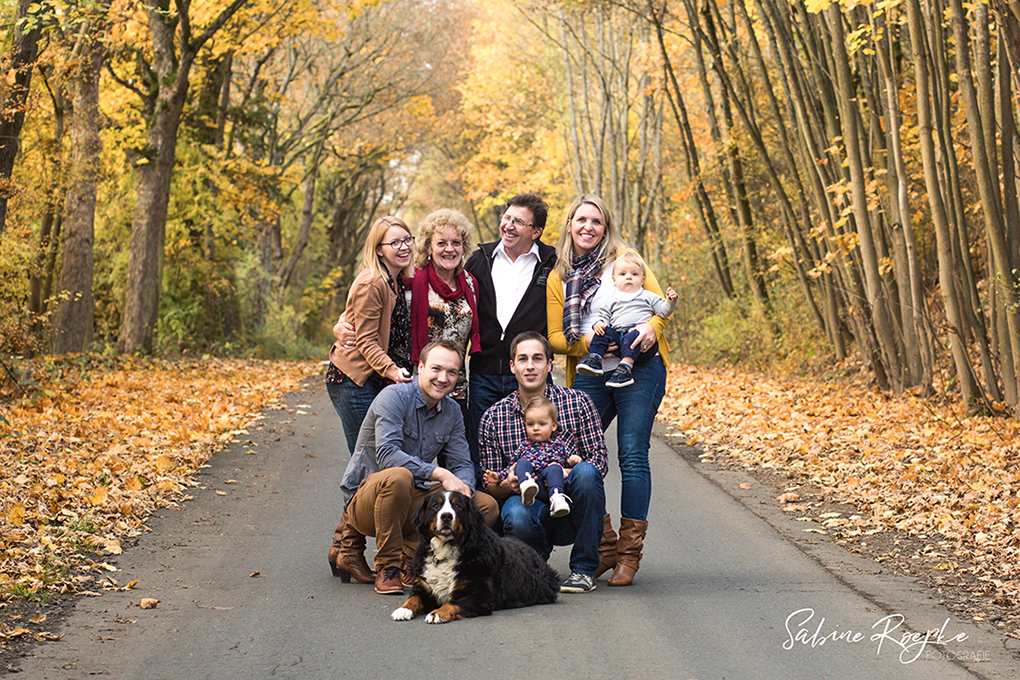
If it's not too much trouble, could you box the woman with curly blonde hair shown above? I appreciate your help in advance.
[409,208,480,409]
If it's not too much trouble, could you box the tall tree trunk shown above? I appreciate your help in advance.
[648,0,734,297]
[827,4,902,392]
[950,0,1020,406]
[905,0,980,409]
[876,10,934,393]
[0,0,44,237]
[52,13,109,354]
[119,0,250,353]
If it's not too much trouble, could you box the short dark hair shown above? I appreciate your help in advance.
[419,339,464,367]
[507,193,548,233]
[509,331,551,361]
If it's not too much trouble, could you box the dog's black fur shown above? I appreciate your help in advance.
[391,490,559,623]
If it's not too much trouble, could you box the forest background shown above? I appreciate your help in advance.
[0,0,1019,639]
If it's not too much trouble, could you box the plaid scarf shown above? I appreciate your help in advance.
[562,245,605,344]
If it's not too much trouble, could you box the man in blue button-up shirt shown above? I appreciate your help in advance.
[333,339,498,595]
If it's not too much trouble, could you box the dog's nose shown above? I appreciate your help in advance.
[439,511,454,524]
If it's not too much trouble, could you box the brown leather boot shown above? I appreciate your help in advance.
[328,511,375,584]
[608,517,647,587]
[594,514,619,578]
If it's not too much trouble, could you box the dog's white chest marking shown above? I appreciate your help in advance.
[421,538,460,604]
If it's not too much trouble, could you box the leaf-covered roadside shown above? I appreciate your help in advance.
[659,365,1020,616]
[0,357,320,611]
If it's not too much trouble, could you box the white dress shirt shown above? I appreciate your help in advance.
[490,241,541,332]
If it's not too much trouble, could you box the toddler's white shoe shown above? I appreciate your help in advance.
[520,475,539,506]
[549,491,572,518]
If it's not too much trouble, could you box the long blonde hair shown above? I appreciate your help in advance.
[554,194,628,278]
[361,216,413,281]
[413,209,475,272]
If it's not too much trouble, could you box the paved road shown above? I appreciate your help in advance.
[13,378,1017,679]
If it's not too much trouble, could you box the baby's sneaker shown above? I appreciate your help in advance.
[606,363,634,388]
[577,353,604,376]
[520,474,539,506]
[549,491,572,518]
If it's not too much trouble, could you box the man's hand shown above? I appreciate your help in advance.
[432,467,471,496]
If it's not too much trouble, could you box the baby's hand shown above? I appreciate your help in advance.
[566,455,582,466]
[593,321,606,335]
[482,470,500,486]
[665,286,678,301]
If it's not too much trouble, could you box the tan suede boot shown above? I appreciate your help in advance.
[327,510,375,583]
[607,517,647,586]
[594,514,619,578]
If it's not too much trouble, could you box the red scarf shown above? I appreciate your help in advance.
[410,262,481,363]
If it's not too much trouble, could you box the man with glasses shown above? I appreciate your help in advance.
[463,193,557,482]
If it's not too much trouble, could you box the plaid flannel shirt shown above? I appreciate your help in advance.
[479,385,608,478]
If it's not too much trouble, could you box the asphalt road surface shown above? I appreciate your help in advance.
[13,377,1018,679]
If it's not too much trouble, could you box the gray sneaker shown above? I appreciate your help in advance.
[560,572,596,593]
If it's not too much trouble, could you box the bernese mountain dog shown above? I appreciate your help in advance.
[391,490,560,624]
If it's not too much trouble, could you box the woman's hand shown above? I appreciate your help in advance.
[630,322,656,353]
[385,365,413,383]
[333,313,356,347]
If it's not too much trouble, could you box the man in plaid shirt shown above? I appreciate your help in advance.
[480,331,608,593]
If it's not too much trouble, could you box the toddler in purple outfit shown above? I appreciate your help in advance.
[483,396,581,518]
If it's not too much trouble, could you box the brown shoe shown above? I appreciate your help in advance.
[375,566,405,595]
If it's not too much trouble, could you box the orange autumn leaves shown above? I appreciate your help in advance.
[0,358,318,598]
[659,365,1020,607]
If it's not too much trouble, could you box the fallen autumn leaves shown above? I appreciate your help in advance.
[2,355,1017,643]
[0,356,319,621]
[658,364,1020,617]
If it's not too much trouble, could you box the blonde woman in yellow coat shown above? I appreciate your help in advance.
[547,194,671,588]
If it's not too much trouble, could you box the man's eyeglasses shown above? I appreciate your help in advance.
[382,235,414,250]
[501,213,534,230]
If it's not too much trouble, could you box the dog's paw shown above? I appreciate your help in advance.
[424,611,450,624]
[391,607,414,621]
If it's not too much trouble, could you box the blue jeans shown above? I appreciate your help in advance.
[572,356,666,521]
[515,460,565,500]
[589,326,659,364]
[327,374,385,456]
[501,462,605,576]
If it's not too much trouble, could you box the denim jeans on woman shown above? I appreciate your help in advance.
[327,373,387,456]
[571,356,666,521]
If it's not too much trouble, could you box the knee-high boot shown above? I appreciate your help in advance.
[327,510,375,583]
[608,517,647,587]
[594,514,619,578]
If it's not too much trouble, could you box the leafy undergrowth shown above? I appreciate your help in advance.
[0,356,319,624]
[659,364,1020,619]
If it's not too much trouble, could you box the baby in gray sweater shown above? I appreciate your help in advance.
[578,251,677,388]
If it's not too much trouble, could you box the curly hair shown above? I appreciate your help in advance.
[412,208,476,272]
